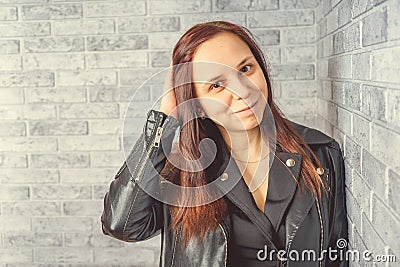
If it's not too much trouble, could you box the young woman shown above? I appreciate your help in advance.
[101,21,348,267]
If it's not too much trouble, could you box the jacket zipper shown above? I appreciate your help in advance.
[171,225,180,267]
[131,117,165,183]
[316,197,324,267]
[282,198,324,267]
[218,223,228,267]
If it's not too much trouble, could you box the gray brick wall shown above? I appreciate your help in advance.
[0,0,398,266]
[316,0,400,266]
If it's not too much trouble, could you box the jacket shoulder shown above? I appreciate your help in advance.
[286,119,335,146]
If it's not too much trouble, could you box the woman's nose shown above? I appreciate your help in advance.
[230,77,251,100]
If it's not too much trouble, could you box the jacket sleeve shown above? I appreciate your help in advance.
[326,140,349,267]
[100,109,180,242]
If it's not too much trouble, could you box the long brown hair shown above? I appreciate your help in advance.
[161,21,329,247]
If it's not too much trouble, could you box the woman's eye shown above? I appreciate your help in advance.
[240,64,252,73]
[211,80,223,90]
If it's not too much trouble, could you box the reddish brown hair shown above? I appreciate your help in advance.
[162,21,329,247]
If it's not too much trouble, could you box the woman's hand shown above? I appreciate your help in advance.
[159,63,178,120]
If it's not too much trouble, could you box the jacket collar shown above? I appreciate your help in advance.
[210,124,316,251]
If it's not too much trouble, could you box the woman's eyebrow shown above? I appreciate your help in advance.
[235,55,253,68]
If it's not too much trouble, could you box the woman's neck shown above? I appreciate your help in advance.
[217,125,269,163]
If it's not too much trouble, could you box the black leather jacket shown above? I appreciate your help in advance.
[101,109,349,267]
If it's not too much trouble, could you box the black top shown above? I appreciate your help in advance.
[199,119,300,266]
[227,163,298,266]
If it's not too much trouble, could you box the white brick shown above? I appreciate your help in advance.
[282,27,315,44]
[21,4,82,20]
[84,1,145,17]
[2,201,61,216]
[57,70,117,86]
[352,171,371,217]
[3,232,62,247]
[337,106,352,136]
[388,170,400,216]
[0,137,57,152]
[34,247,93,263]
[30,153,90,168]
[0,169,58,184]
[0,22,50,37]
[118,16,180,33]
[0,153,27,168]
[0,55,21,70]
[58,135,119,151]
[362,7,388,46]
[32,185,92,200]
[371,195,400,256]
[0,105,56,120]
[282,45,315,63]
[352,52,371,80]
[64,232,123,247]
[371,123,400,173]
[387,89,400,131]
[281,0,318,9]
[352,113,370,148]
[0,6,17,21]
[388,0,400,40]
[26,87,86,103]
[0,88,24,104]
[0,39,19,54]
[270,64,314,80]
[0,121,25,136]
[33,217,92,232]
[0,216,31,233]
[89,151,125,168]
[361,149,386,198]
[149,32,181,49]
[30,120,88,136]
[24,54,85,70]
[361,213,387,255]
[275,97,315,117]
[260,47,281,64]
[86,52,148,69]
[248,10,314,27]
[0,71,54,87]
[0,248,32,263]
[326,5,338,34]
[93,247,155,265]
[372,46,400,83]
[344,136,361,174]
[53,19,114,35]
[88,119,122,135]
[181,13,245,29]
[59,103,119,119]
[328,54,351,79]
[149,0,211,14]
[60,168,116,184]
[0,185,29,200]
[215,0,278,12]
[87,34,148,51]
[280,81,316,97]
[24,37,84,53]
[63,200,103,216]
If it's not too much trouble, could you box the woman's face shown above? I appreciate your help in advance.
[192,31,269,132]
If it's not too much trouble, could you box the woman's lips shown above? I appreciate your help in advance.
[235,100,258,113]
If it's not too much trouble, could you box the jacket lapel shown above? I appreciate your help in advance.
[213,143,308,251]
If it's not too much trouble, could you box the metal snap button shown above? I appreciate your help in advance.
[286,158,295,167]
[220,172,229,181]
[316,167,325,175]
